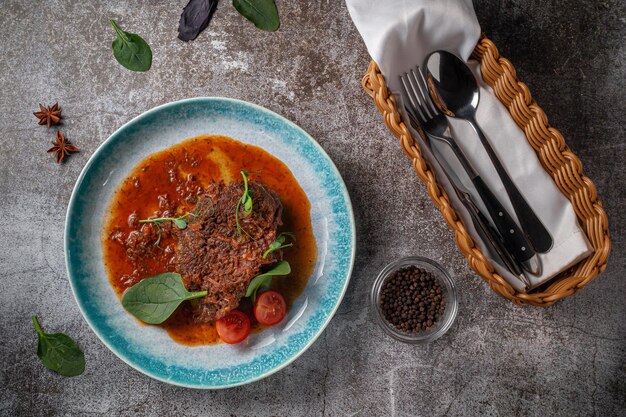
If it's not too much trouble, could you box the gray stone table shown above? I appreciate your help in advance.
[1,1,624,416]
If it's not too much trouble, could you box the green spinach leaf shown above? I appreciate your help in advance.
[245,260,291,300]
[122,272,207,324]
[232,0,280,32]
[110,19,152,72]
[32,316,85,377]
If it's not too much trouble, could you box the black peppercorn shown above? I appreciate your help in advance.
[379,266,446,334]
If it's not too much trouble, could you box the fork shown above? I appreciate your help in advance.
[400,67,540,277]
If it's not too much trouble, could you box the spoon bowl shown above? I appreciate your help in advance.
[424,51,479,119]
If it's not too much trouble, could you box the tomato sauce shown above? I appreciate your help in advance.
[102,135,317,346]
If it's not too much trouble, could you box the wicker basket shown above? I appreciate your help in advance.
[361,35,611,307]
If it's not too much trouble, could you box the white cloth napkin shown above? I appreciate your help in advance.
[346,0,593,290]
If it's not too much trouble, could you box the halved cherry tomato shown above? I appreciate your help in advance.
[216,310,251,344]
[254,290,287,326]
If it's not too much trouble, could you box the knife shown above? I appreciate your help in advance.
[422,131,541,276]
[427,141,529,286]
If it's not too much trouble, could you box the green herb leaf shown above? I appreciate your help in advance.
[32,316,85,377]
[244,195,253,215]
[236,170,254,237]
[139,213,190,242]
[110,19,152,72]
[262,232,295,258]
[232,0,280,32]
[245,261,291,300]
[173,218,188,229]
[121,273,207,324]
[240,170,253,217]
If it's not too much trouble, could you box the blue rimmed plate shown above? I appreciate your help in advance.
[65,98,355,389]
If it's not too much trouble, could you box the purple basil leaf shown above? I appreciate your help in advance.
[178,0,219,42]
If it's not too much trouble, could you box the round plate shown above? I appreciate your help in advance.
[65,98,355,389]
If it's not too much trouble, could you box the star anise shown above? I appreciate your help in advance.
[48,130,78,163]
[34,102,62,127]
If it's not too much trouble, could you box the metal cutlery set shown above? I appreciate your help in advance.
[400,50,553,286]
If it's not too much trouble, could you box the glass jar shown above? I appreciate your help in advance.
[370,256,458,344]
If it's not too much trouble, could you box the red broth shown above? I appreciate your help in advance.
[102,135,317,345]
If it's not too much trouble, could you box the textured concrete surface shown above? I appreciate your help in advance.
[1,1,624,416]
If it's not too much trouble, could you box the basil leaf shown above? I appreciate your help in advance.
[178,0,220,42]
[110,19,152,72]
[173,218,188,229]
[122,273,207,324]
[246,261,291,300]
[32,316,85,377]
[232,0,280,32]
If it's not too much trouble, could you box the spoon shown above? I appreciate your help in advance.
[424,50,553,254]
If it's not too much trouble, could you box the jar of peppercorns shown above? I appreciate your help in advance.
[370,256,458,343]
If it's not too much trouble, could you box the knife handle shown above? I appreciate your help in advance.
[448,177,526,278]
[468,116,553,253]
[472,176,535,262]
[472,207,524,276]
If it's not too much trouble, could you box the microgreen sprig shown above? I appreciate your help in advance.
[263,232,296,258]
[235,170,254,237]
[139,213,192,229]
[240,170,253,216]
[139,213,193,246]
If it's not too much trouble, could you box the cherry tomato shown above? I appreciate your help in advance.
[254,290,287,326]
[216,310,251,344]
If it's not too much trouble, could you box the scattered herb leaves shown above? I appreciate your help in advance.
[121,273,208,324]
[235,170,254,237]
[178,0,220,41]
[232,0,280,32]
[245,260,291,301]
[110,19,152,72]
[262,232,295,258]
[32,316,85,377]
